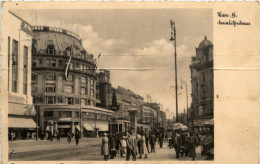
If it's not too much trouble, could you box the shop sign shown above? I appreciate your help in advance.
[21,21,32,36]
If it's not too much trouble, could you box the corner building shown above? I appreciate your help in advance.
[31,26,112,137]
[190,36,214,132]
[4,11,36,140]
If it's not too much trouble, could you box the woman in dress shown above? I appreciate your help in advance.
[101,133,110,161]
[139,131,148,158]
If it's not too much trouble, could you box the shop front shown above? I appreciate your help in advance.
[193,118,213,133]
[8,117,37,140]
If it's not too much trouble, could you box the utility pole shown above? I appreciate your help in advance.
[170,20,178,122]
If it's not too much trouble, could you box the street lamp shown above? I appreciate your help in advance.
[170,20,178,122]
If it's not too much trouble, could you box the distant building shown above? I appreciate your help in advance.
[4,11,36,140]
[144,102,166,130]
[31,26,112,137]
[190,36,214,132]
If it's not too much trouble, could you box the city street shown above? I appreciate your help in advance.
[9,138,205,161]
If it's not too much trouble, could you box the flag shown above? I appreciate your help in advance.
[65,45,73,80]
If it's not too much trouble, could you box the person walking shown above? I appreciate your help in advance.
[174,131,182,159]
[149,133,156,153]
[109,133,117,159]
[75,130,80,146]
[165,132,168,141]
[67,131,72,144]
[136,132,142,156]
[125,131,137,161]
[120,136,127,157]
[101,133,110,161]
[139,131,148,159]
[145,132,150,153]
[159,133,164,148]
[57,131,61,142]
[189,133,197,160]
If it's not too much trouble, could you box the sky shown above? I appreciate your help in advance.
[13,9,213,119]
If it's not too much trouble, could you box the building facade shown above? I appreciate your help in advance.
[4,11,36,140]
[190,36,214,132]
[31,26,112,137]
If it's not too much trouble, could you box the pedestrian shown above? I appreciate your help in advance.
[136,132,142,155]
[75,130,80,146]
[109,133,117,159]
[120,136,127,157]
[183,132,190,157]
[67,131,72,144]
[189,133,197,160]
[165,132,168,141]
[57,131,61,142]
[149,132,156,153]
[145,132,150,153]
[139,131,148,158]
[115,133,120,155]
[159,133,164,148]
[101,133,110,161]
[50,131,53,142]
[174,131,182,159]
[126,131,137,161]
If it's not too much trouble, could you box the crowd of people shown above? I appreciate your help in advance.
[101,130,214,161]
[101,130,166,161]
[167,130,214,160]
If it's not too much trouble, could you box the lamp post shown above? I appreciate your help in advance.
[170,20,178,122]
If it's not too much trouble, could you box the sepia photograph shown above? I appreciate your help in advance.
[2,5,222,162]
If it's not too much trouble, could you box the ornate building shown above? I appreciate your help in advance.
[31,26,112,137]
[190,36,214,132]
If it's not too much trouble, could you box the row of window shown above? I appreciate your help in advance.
[33,42,93,62]
[44,111,111,120]
[32,74,95,86]
[32,58,95,74]
[8,38,29,95]
[33,96,96,106]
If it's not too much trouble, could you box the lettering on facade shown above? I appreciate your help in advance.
[32,26,81,41]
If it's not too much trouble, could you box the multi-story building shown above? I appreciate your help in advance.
[190,36,214,133]
[3,11,36,140]
[31,26,112,137]
[144,102,166,130]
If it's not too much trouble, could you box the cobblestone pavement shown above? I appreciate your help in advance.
[9,138,206,161]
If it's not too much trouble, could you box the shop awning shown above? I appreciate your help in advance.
[193,119,213,127]
[83,123,94,131]
[97,123,108,131]
[9,117,36,128]
[75,125,80,130]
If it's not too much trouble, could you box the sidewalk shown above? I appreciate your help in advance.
[9,137,102,154]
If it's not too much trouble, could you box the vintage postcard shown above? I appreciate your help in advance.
[0,2,259,164]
